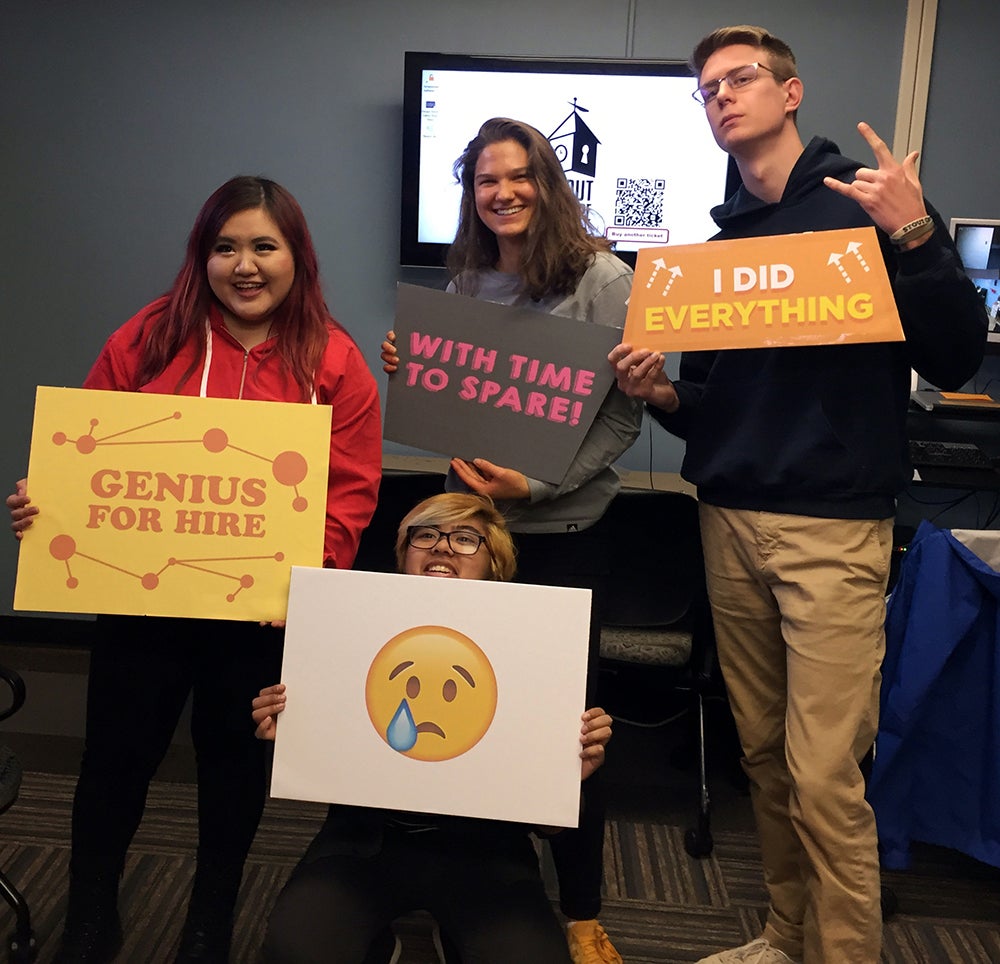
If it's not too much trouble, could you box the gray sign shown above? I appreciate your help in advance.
[384,284,621,484]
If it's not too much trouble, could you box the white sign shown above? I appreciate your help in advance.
[271,567,591,828]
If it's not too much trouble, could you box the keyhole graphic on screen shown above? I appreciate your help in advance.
[387,699,418,751]
[581,145,590,164]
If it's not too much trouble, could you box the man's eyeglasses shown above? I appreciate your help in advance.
[692,62,778,107]
[406,525,486,555]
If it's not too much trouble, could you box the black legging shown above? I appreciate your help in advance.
[264,822,571,964]
[511,521,609,922]
[71,614,283,879]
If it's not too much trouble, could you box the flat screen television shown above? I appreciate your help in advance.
[951,217,1000,344]
[400,51,739,269]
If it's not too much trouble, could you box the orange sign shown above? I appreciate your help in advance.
[13,387,332,622]
[623,227,904,353]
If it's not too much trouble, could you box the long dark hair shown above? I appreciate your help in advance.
[446,117,611,301]
[134,176,332,399]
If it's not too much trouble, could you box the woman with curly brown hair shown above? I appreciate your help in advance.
[383,118,639,964]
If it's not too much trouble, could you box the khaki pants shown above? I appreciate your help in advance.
[699,505,892,963]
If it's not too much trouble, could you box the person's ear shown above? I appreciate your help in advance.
[784,76,804,115]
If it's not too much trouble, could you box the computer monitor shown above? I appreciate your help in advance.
[950,217,1000,342]
[400,51,740,268]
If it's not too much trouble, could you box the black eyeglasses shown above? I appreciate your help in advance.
[693,62,778,106]
[406,525,486,555]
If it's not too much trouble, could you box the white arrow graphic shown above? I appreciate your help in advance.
[845,240,871,272]
[827,251,853,284]
[660,265,683,297]
[645,257,667,289]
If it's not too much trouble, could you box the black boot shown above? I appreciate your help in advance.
[174,923,231,964]
[174,862,243,963]
[54,869,123,964]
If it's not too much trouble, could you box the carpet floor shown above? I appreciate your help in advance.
[2,759,999,963]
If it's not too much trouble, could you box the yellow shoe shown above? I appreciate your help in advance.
[566,919,623,964]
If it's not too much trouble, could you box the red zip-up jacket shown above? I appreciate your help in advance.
[84,298,382,569]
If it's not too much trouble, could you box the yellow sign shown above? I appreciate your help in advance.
[14,387,332,622]
[623,227,904,353]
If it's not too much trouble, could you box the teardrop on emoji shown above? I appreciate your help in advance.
[387,699,418,751]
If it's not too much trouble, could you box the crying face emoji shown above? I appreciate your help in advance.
[365,625,498,762]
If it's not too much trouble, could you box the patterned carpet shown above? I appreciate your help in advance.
[2,768,1000,963]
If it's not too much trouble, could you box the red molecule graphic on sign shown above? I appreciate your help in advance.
[47,410,311,602]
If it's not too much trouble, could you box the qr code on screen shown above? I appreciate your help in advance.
[614,178,665,228]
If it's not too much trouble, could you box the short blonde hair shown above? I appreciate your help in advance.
[395,493,517,582]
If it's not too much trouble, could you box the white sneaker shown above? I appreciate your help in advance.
[386,937,403,964]
[430,921,452,964]
[387,933,402,964]
[697,937,799,964]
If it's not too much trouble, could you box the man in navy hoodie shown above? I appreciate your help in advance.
[609,24,987,964]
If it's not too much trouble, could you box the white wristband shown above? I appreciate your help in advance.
[890,216,934,246]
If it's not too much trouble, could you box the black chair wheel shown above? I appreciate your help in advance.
[8,931,37,964]
[684,826,714,858]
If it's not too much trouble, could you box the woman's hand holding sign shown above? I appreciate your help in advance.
[579,707,613,782]
[7,479,37,541]
[380,330,400,374]
[450,457,531,501]
[607,345,680,413]
[823,122,933,250]
[252,683,286,741]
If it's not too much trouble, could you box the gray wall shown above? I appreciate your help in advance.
[3,0,997,616]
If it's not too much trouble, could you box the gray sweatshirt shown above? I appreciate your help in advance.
[446,251,642,532]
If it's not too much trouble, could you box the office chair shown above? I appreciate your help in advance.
[0,664,36,962]
[597,488,719,857]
